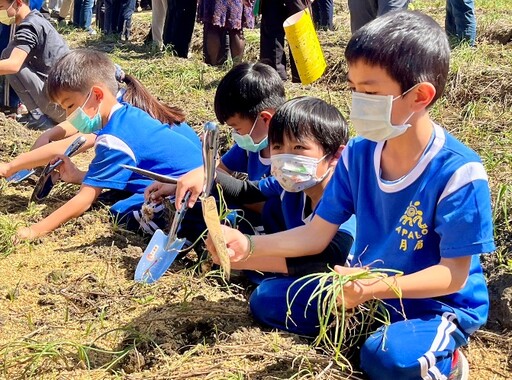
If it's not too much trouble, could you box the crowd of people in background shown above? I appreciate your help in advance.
[0,0,478,128]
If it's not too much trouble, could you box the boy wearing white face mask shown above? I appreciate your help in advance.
[208,97,356,335]
[1,49,203,241]
[206,10,494,380]
[0,0,69,130]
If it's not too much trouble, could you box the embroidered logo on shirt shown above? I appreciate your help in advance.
[395,201,429,252]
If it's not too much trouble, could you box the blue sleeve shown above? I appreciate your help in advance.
[30,0,44,10]
[258,176,283,198]
[221,144,248,173]
[316,148,354,226]
[435,179,495,257]
[83,144,135,190]
[171,122,201,149]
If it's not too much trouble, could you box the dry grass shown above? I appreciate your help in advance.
[0,0,510,378]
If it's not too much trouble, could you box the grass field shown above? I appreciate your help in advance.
[0,1,510,378]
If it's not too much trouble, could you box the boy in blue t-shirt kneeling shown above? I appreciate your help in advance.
[206,10,495,380]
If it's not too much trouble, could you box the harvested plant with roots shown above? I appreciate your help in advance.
[286,267,403,370]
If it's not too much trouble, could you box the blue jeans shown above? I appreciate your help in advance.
[445,0,476,46]
[73,0,94,29]
[311,0,334,30]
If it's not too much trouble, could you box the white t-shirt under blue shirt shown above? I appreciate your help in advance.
[316,123,495,335]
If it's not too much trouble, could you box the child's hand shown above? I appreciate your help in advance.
[175,166,205,208]
[52,155,84,184]
[205,225,249,263]
[16,226,38,241]
[334,265,371,309]
[0,162,14,178]
[144,181,176,203]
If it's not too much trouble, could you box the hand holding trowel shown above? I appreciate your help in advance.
[28,135,87,205]
[200,122,231,280]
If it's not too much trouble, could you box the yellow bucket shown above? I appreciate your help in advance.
[283,9,326,85]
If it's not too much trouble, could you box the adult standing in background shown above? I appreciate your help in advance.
[197,0,253,65]
[347,0,409,32]
[258,0,309,82]
[445,0,476,46]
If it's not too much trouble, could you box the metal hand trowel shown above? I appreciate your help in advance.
[134,191,191,284]
[7,169,36,184]
[29,135,87,205]
[119,164,178,184]
[200,122,231,279]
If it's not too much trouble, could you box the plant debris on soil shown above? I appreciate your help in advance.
[0,1,511,379]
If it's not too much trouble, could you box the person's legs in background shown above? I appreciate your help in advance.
[165,0,197,58]
[81,0,95,34]
[347,0,377,33]
[348,0,409,33]
[259,0,288,80]
[376,0,410,16]
[57,0,74,25]
[311,0,334,30]
[119,0,136,40]
[150,0,168,49]
[227,28,245,64]
[202,23,227,65]
[445,0,476,46]
[72,0,82,27]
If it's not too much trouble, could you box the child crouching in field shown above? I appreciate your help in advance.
[209,96,356,336]
[206,10,495,380]
[0,49,203,240]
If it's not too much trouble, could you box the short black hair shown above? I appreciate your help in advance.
[214,62,286,124]
[345,10,450,106]
[269,97,348,158]
[47,49,118,102]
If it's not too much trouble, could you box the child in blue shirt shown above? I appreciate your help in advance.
[206,10,495,380]
[145,62,286,242]
[1,49,202,240]
[148,61,286,203]
[210,97,356,336]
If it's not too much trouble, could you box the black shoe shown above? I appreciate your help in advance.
[20,115,56,130]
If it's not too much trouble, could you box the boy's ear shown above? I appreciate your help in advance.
[259,110,273,127]
[91,86,105,102]
[411,82,436,110]
[329,145,345,167]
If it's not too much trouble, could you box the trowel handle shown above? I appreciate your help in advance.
[47,135,87,173]
[167,191,191,243]
[202,122,220,197]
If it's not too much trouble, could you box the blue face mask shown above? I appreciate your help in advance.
[231,116,268,153]
[67,90,103,134]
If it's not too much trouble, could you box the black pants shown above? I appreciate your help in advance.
[163,0,198,58]
[259,0,309,82]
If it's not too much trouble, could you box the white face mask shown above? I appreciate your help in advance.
[350,86,416,142]
[271,153,330,192]
[0,3,15,25]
